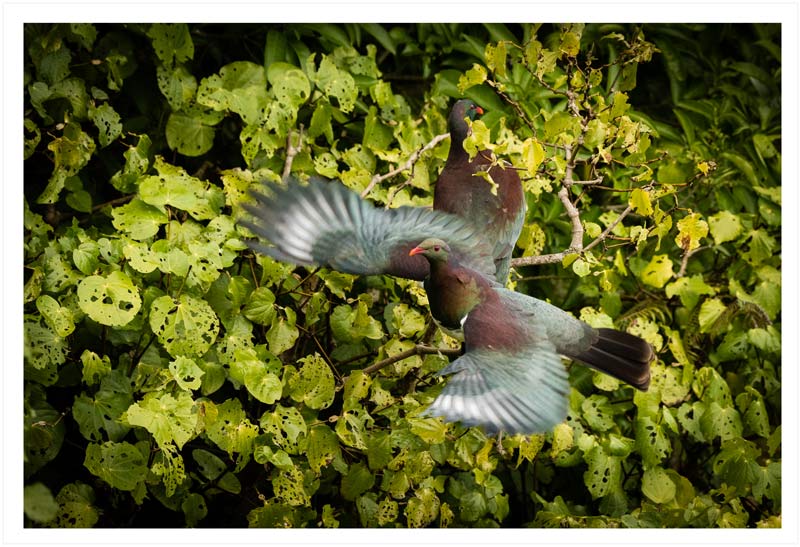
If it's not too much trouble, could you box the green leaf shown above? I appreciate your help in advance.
[77,271,141,327]
[73,369,133,442]
[156,64,197,110]
[167,103,221,152]
[698,297,727,333]
[743,229,778,265]
[406,488,441,527]
[142,162,226,222]
[125,390,197,450]
[204,399,259,463]
[641,467,676,504]
[314,55,357,113]
[268,62,311,108]
[260,404,307,457]
[52,483,99,528]
[736,386,771,438]
[192,448,227,481]
[639,254,674,288]
[243,359,282,404]
[24,483,59,523]
[581,395,616,431]
[147,23,194,65]
[39,123,96,204]
[288,354,335,410]
[629,188,654,216]
[266,308,300,354]
[111,198,168,240]
[583,445,622,499]
[665,274,716,310]
[330,296,383,343]
[168,356,205,391]
[36,295,75,337]
[708,210,743,245]
[458,63,488,93]
[84,441,147,491]
[700,402,743,441]
[675,213,708,251]
[182,492,208,527]
[306,425,342,474]
[713,438,761,495]
[197,61,269,125]
[80,350,111,385]
[634,416,671,468]
[110,134,152,193]
[89,103,122,148]
[341,462,375,501]
[149,294,220,358]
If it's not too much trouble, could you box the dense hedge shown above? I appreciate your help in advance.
[23,23,780,527]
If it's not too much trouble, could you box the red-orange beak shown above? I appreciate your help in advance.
[475,106,484,115]
[409,246,424,257]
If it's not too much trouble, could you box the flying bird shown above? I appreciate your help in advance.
[241,178,653,434]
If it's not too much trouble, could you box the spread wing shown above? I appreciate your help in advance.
[240,178,497,281]
[422,290,569,435]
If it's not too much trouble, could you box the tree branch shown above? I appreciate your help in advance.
[584,204,633,253]
[362,344,461,375]
[281,124,304,182]
[361,132,449,199]
[677,245,709,278]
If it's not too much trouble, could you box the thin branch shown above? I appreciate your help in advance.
[584,204,633,253]
[362,344,462,375]
[570,176,604,185]
[361,132,449,199]
[281,124,304,182]
[677,245,710,278]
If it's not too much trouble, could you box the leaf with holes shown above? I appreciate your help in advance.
[76,271,141,327]
[139,158,225,219]
[288,354,335,410]
[149,294,220,358]
[306,425,342,474]
[36,295,75,337]
[583,445,622,499]
[84,441,147,491]
[73,369,133,442]
[205,399,259,464]
[125,390,197,450]
[168,356,205,391]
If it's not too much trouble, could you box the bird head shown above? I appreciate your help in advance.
[409,238,451,263]
[453,99,484,123]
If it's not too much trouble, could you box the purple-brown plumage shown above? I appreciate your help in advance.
[433,99,526,283]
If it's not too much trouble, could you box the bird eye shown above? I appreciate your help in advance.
[434,245,441,252]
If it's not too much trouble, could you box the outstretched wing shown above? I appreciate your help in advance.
[240,178,496,281]
[422,344,569,435]
[422,289,569,435]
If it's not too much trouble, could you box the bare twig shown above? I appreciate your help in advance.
[361,133,449,198]
[584,205,633,253]
[677,245,709,278]
[281,124,304,182]
[362,344,462,375]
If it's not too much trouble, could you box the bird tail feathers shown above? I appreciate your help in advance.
[570,328,653,390]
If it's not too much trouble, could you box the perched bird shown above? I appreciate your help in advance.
[241,178,653,434]
[434,99,526,284]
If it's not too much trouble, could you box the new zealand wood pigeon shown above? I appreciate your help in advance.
[434,99,526,284]
[241,178,653,434]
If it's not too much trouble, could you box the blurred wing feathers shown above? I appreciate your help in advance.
[242,178,496,280]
